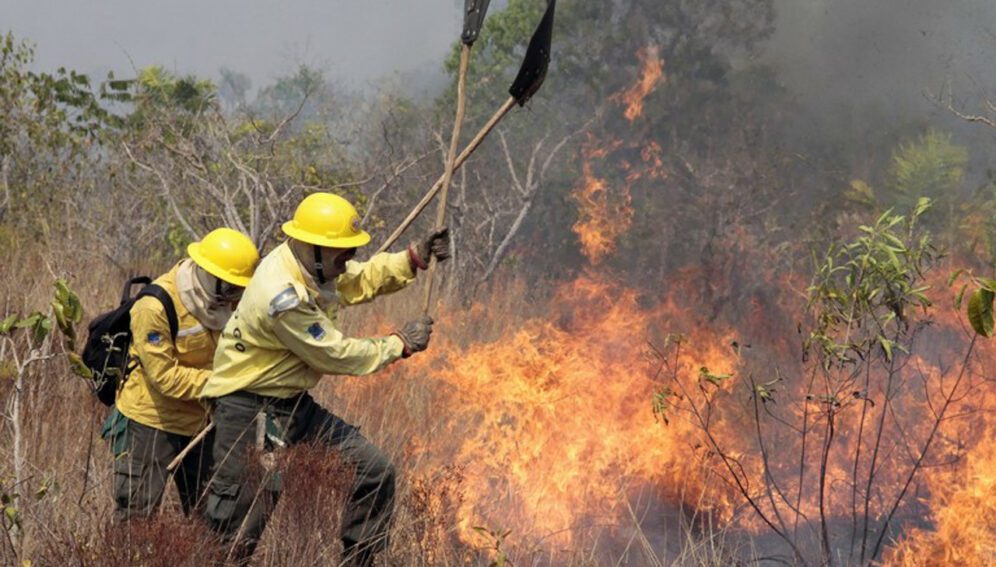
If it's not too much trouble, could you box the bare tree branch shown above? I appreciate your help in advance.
[122,141,200,241]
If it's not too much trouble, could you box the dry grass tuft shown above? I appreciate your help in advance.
[253,443,353,565]
[35,513,225,566]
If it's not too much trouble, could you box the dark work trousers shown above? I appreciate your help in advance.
[203,391,396,566]
[110,417,213,520]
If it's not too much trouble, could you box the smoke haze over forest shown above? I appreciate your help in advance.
[765,0,996,161]
[6,0,994,180]
[6,0,995,115]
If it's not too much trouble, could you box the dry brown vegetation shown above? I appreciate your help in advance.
[0,254,747,566]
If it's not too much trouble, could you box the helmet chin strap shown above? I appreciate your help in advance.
[313,245,327,284]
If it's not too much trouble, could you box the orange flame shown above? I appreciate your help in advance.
[335,250,995,561]
[571,46,667,265]
[570,137,667,265]
[881,316,996,566]
[570,137,632,264]
[884,432,996,565]
[397,274,741,548]
[617,45,665,123]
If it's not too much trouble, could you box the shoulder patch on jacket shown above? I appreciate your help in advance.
[268,287,301,317]
[306,322,326,340]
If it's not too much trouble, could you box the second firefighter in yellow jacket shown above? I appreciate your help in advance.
[106,228,260,519]
[200,193,449,566]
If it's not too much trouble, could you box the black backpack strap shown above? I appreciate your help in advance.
[136,284,179,343]
[121,276,153,305]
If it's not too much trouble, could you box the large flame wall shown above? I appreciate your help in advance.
[334,46,996,564]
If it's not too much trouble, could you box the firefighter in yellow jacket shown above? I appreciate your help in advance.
[200,193,448,566]
[103,228,260,520]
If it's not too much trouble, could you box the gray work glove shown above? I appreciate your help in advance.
[409,227,451,270]
[394,315,434,357]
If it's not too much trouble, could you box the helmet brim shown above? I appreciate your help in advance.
[282,221,372,249]
[187,242,253,287]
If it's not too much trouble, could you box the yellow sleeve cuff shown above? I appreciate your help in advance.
[383,250,416,280]
[386,334,406,358]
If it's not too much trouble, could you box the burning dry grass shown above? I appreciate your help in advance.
[330,271,765,564]
[2,232,995,566]
[885,432,996,566]
[0,236,743,566]
[333,242,995,565]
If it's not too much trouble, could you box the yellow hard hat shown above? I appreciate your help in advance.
[281,193,371,248]
[187,228,260,287]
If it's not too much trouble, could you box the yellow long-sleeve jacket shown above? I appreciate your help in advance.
[200,242,414,400]
[116,263,216,436]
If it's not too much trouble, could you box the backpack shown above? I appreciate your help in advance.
[82,276,178,406]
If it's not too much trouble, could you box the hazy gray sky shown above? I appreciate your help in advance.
[766,0,995,115]
[760,0,996,160]
[4,0,993,128]
[3,0,463,89]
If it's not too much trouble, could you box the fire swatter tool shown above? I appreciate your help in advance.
[376,0,558,254]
